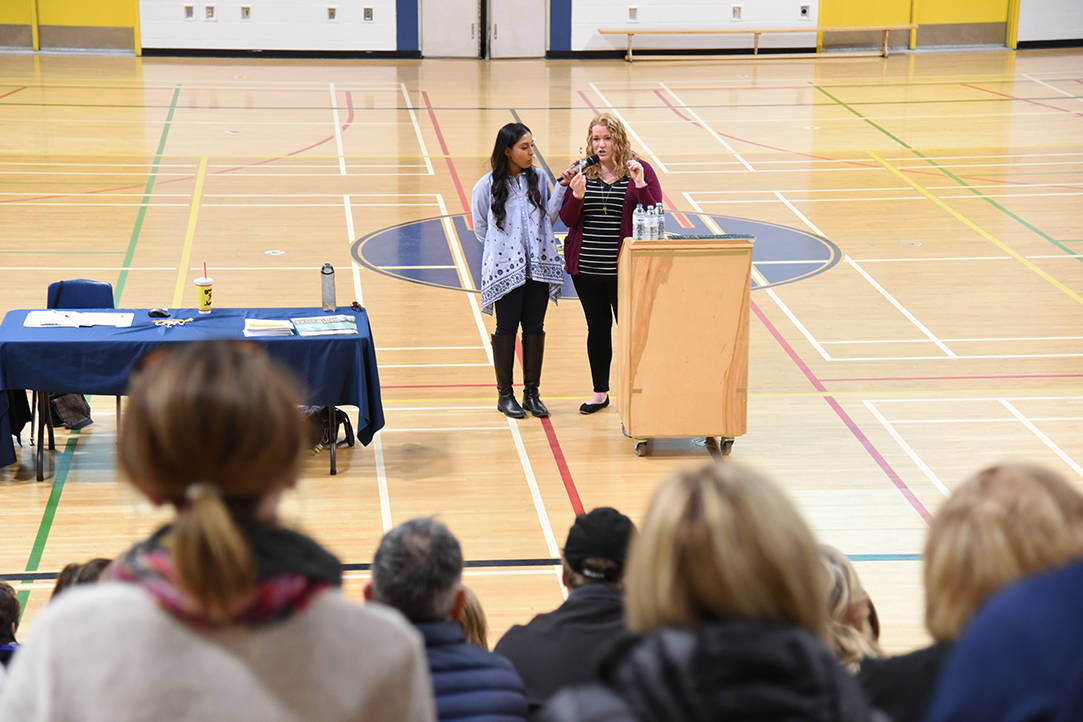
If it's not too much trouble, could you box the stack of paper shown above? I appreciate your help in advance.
[24,311,135,328]
[243,319,295,337]
[290,314,358,337]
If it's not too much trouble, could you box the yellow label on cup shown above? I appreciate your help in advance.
[194,277,213,314]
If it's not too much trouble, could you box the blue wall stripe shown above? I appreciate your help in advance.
[550,0,572,51]
[397,0,419,52]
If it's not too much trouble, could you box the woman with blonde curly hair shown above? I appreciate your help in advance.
[558,113,663,415]
[542,461,875,722]
[859,462,1083,722]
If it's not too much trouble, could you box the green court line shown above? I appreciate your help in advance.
[114,83,182,305]
[814,84,1079,263]
[16,435,79,618]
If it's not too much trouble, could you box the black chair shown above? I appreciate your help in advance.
[32,280,120,480]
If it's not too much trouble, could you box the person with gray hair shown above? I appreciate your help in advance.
[366,518,528,722]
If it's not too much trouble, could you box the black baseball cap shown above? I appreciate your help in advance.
[563,507,635,581]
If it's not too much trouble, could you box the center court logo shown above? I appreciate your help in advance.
[352,212,840,295]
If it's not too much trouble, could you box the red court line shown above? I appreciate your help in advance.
[962,82,1083,117]
[0,87,26,100]
[751,300,932,523]
[421,90,473,230]
[821,372,1083,383]
[427,94,584,515]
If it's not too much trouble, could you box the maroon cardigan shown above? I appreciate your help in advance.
[559,159,662,275]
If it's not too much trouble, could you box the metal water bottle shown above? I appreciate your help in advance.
[321,263,336,312]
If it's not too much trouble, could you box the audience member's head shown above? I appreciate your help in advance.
[821,544,881,671]
[625,461,829,641]
[561,507,635,590]
[925,462,1083,642]
[50,558,112,601]
[119,341,307,622]
[0,581,18,646]
[367,517,465,623]
[458,585,488,650]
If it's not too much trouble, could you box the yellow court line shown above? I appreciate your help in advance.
[870,151,1083,308]
[171,156,208,307]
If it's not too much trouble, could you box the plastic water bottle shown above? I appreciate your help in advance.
[632,203,647,240]
[321,263,336,312]
[648,205,661,240]
[656,205,667,239]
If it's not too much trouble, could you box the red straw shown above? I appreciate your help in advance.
[203,261,208,278]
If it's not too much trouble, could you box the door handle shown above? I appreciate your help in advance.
[493,23,498,39]
[471,22,474,39]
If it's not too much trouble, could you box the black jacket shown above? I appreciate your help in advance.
[494,584,626,718]
[857,642,953,722]
[540,618,878,722]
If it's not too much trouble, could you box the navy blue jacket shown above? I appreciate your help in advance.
[417,620,528,722]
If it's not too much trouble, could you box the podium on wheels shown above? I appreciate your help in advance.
[615,234,755,456]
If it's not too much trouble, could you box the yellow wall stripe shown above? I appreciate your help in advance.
[871,151,1083,308]
[172,156,208,308]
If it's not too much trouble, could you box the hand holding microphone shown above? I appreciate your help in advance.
[576,153,600,172]
[560,154,601,187]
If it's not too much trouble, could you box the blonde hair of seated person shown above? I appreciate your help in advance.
[458,585,489,650]
[624,461,829,641]
[924,462,1083,642]
[821,544,882,672]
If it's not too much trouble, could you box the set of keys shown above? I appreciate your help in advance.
[153,317,194,328]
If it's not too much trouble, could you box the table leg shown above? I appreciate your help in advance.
[328,405,338,476]
[754,32,760,55]
[881,29,889,56]
[35,392,46,481]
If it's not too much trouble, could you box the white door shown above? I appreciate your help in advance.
[489,0,546,58]
[421,0,480,57]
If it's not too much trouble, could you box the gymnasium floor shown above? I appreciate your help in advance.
[1,48,1081,651]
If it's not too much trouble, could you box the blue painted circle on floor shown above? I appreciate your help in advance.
[351,211,840,296]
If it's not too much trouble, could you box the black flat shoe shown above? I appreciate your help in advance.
[579,397,610,415]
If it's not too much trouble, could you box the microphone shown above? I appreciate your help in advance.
[576,154,601,172]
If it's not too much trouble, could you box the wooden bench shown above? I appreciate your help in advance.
[598,25,917,62]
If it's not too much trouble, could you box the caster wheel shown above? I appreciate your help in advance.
[720,437,734,456]
[634,440,648,457]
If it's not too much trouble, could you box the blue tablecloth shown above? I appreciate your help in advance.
[0,307,384,467]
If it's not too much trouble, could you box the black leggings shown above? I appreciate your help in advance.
[494,279,549,336]
[572,273,618,393]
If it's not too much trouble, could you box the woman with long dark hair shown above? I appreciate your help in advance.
[471,122,565,418]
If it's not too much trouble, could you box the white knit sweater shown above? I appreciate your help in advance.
[0,582,435,722]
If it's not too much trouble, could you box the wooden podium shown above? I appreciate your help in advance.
[615,234,755,455]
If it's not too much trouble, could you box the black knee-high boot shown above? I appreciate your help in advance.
[492,334,526,418]
[520,332,549,418]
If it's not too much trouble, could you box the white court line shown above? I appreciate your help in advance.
[329,83,347,175]
[380,265,457,270]
[203,202,437,207]
[436,194,489,360]
[378,426,509,432]
[844,256,956,358]
[856,256,1011,262]
[401,83,435,175]
[436,195,563,593]
[821,335,1083,344]
[683,191,831,361]
[3,202,188,207]
[378,363,491,368]
[1001,400,1083,479]
[587,82,668,173]
[691,196,925,203]
[377,345,485,351]
[384,406,493,411]
[871,395,1083,403]
[834,352,1083,361]
[889,417,1083,424]
[657,82,754,172]
[1023,74,1083,104]
[864,401,950,496]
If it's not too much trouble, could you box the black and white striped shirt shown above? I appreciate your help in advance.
[579,177,629,276]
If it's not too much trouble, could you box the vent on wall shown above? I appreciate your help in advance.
[183,5,194,19]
